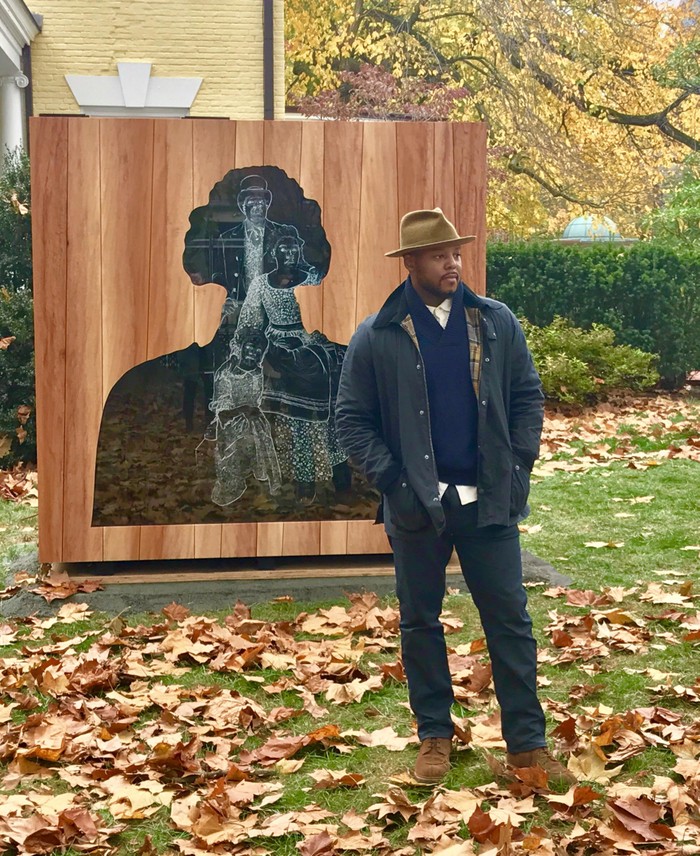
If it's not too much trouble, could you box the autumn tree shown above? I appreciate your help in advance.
[642,153,700,247]
[286,0,700,237]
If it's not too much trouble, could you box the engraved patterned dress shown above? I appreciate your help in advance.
[238,274,347,486]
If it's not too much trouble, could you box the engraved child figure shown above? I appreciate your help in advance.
[207,326,282,506]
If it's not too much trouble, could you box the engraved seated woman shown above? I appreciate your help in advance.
[236,230,350,505]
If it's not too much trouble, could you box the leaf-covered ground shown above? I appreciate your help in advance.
[0,392,698,855]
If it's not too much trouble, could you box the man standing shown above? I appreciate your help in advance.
[335,208,575,786]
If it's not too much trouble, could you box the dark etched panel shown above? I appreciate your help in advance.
[93,166,379,526]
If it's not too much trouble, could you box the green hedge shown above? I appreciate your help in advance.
[487,242,700,387]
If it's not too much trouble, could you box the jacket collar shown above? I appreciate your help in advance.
[372,278,489,329]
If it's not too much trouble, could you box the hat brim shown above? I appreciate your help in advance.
[384,234,477,258]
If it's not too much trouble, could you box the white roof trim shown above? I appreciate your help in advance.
[65,61,202,116]
[0,0,40,69]
[0,0,40,46]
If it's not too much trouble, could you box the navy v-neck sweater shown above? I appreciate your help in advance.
[405,282,479,486]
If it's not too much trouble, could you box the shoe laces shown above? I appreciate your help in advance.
[424,737,449,755]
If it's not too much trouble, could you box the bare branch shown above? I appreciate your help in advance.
[599,89,700,150]
[507,154,606,207]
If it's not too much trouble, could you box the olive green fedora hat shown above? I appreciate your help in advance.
[385,207,476,258]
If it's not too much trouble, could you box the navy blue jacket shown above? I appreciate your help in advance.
[335,280,544,535]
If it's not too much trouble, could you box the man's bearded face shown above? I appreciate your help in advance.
[242,194,270,224]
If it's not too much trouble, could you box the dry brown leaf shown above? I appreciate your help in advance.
[584,541,624,549]
[308,768,365,789]
[298,830,338,855]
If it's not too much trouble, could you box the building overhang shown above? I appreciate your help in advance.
[65,61,202,117]
[0,0,40,70]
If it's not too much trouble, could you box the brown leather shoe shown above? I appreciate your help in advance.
[414,737,452,783]
[506,747,577,787]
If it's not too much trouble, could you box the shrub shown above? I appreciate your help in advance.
[522,316,659,404]
[0,287,35,463]
[0,149,32,292]
[0,148,34,466]
[487,241,700,387]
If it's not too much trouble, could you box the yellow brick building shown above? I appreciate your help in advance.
[28,0,285,120]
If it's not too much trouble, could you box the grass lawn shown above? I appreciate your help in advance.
[0,396,698,854]
[0,500,36,581]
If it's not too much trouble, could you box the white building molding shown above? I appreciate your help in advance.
[0,0,40,151]
[0,0,40,71]
[66,61,203,118]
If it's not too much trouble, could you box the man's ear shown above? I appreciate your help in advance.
[403,253,415,272]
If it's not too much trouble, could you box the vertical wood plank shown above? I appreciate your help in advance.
[192,119,237,209]
[31,117,68,563]
[321,122,363,348]
[256,523,284,557]
[315,121,365,557]
[263,119,302,179]
[262,121,307,556]
[62,118,103,562]
[238,119,273,558]
[191,119,238,558]
[296,121,325,334]
[100,118,155,397]
[434,123,457,225]
[235,121,265,168]
[100,118,155,562]
[194,525,223,560]
[192,120,234,349]
[139,526,196,561]
[146,120,195,360]
[138,120,196,561]
[320,522,349,555]
[264,120,320,558]
[282,521,320,557]
[349,122,403,556]
[346,521,390,555]
[397,122,435,216]
[355,122,402,327]
[453,124,487,295]
[220,524,258,558]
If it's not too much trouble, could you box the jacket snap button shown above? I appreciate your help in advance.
[419,410,425,416]
[514,465,520,471]
[416,364,421,370]
[433,496,439,502]
[481,400,487,406]
[424,454,429,460]
[401,482,407,488]
[485,357,490,362]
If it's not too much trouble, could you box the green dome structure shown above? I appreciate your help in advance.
[561,214,623,242]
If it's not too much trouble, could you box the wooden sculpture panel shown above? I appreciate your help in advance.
[31,118,487,563]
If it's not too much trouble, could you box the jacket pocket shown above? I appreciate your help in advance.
[386,475,432,532]
[509,455,531,518]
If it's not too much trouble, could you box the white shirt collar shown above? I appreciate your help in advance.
[429,297,452,328]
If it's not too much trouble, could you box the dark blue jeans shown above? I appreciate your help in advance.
[390,486,546,753]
